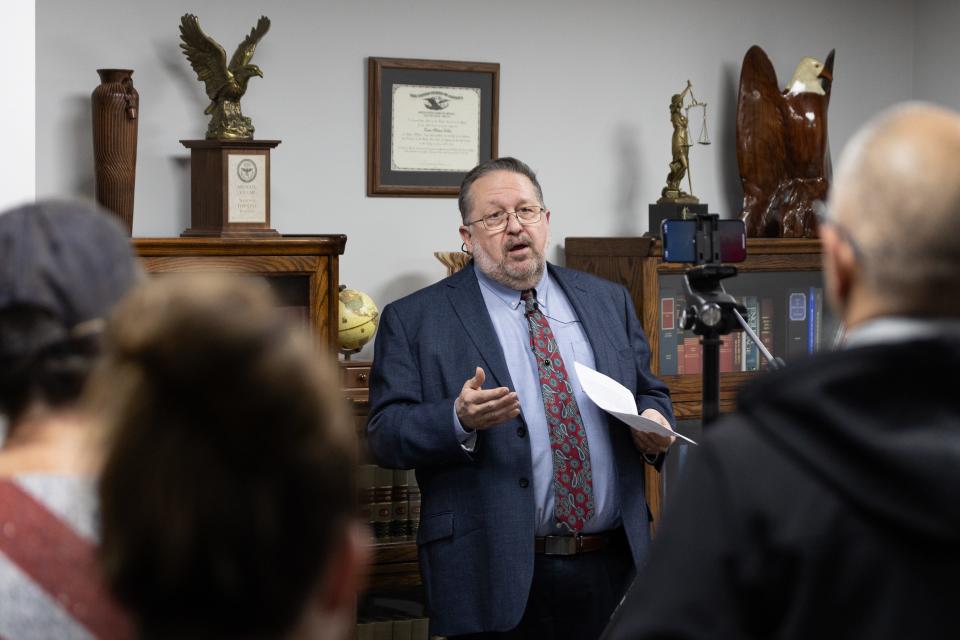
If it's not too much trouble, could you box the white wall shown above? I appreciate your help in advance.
[36,0,917,357]
[2,0,35,211]
[913,0,960,107]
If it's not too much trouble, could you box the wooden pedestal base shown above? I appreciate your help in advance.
[180,138,281,238]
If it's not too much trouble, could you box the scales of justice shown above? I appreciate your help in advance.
[649,80,711,231]
[659,80,711,204]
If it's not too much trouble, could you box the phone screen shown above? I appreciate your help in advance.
[661,219,746,263]
[661,220,697,263]
[718,219,747,262]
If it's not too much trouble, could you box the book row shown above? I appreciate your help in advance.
[356,617,430,640]
[658,287,830,375]
[359,465,421,543]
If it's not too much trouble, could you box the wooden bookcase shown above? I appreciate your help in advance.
[343,361,429,639]
[340,360,423,592]
[134,236,346,351]
[565,237,831,522]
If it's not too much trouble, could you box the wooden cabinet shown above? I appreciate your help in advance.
[341,360,423,592]
[565,237,833,521]
[342,360,373,437]
[133,235,345,351]
[343,360,428,639]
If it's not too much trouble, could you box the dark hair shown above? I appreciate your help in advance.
[93,275,358,639]
[0,305,100,424]
[457,157,544,221]
[0,199,140,424]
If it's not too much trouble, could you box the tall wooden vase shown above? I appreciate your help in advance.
[92,68,139,235]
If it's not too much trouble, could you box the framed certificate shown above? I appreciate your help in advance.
[367,57,499,197]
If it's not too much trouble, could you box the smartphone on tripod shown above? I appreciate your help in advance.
[662,218,747,264]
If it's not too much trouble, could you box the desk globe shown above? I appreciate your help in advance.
[338,286,379,359]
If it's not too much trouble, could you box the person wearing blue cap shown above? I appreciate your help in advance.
[0,200,140,639]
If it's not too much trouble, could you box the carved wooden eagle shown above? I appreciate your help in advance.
[179,14,270,139]
[736,45,835,237]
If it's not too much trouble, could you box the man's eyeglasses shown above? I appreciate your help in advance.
[464,206,546,232]
[814,202,862,259]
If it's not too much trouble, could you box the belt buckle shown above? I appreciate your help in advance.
[544,534,580,556]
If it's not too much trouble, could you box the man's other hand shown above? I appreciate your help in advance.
[631,409,676,454]
[455,367,521,431]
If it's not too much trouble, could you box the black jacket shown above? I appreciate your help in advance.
[604,337,960,639]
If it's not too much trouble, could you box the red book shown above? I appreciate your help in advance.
[683,337,701,375]
[719,333,735,373]
[372,466,394,541]
[358,464,375,530]
[759,297,775,369]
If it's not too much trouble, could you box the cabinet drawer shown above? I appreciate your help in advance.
[341,364,371,390]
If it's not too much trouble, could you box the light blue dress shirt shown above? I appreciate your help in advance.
[453,267,622,535]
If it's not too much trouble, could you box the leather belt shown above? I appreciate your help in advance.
[534,532,612,556]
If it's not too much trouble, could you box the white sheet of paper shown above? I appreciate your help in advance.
[574,362,697,445]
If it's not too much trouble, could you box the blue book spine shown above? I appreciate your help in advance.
[743,296,759,371]
[814,288,823,351]
[808,286,816,353]
[786,289,808,360]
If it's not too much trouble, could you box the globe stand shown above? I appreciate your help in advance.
[339,346,362,362]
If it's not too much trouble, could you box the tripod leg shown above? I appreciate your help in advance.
[701,334,721,425]
[732,308,782,370]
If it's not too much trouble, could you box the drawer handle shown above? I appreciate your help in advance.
[357,372,368,383]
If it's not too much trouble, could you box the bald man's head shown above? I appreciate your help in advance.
[828,102,960,317]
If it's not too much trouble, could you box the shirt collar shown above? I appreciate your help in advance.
[843,316,960,348]
[474,265,551,313]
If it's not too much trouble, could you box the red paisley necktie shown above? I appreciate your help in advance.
[521,288,595,532]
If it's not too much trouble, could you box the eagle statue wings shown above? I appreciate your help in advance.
[179,14,270,140]
[736,45,835,237]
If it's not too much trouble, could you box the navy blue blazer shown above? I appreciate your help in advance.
[366,262,674,636]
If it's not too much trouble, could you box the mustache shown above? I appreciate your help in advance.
[505,235,533,250]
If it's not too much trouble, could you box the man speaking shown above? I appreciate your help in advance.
[367,157,675,639]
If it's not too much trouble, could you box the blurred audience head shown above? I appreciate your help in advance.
[90,274,366,640]
[824,102,960,325]
[0,199,140,444]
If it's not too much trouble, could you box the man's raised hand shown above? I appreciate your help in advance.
[455,367,521,431]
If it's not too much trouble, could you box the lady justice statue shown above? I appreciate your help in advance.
[659,80,710,204]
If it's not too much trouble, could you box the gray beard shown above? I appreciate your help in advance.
[472,242,546,291]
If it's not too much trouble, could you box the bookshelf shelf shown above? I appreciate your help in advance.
[369,542,421,590]
[565,236,833,523]
[372,540,419,563]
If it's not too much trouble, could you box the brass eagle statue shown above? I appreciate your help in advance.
[736,45,835,237]
[178,14,270,140]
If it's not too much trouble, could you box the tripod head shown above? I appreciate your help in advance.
[680,264,745,338]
